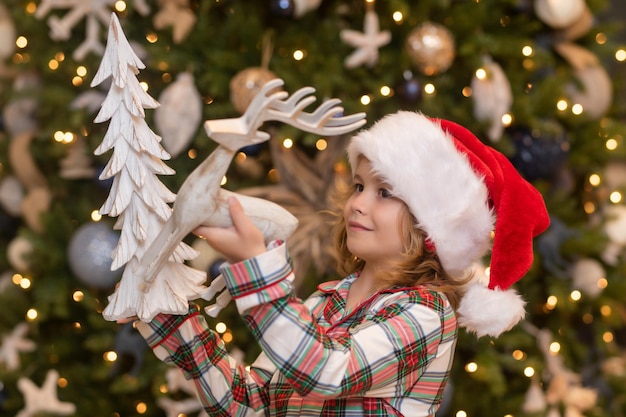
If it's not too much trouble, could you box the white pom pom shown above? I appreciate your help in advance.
[457,283,526,338]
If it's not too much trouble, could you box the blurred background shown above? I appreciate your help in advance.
[2,0,626,416]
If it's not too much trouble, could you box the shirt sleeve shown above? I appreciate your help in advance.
[220,241,456,400]
[135,305,271,417]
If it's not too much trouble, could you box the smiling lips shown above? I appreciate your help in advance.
[348,221,372,231]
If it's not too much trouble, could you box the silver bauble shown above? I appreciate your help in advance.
[68,222,121,289]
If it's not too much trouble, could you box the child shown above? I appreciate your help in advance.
[136,111,549,416]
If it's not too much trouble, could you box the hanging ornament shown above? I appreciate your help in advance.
[536,216,578,278]
[554,42,612,120]
[534,0,585,29]
[20,187,52,234]
[396,72,423,104]
[153,0,197,44]
[509,124,569,182]
[93,165,114,190]
[67,222,122,289]
[0,3,16,60]
[8,128,53,234]
[522,377,547,413]
[340,5,391,69]
[230,32,281,114]
[0,175,24,217]
[512,0,533,13]
[601,204,626,265]
[0,323,36,372]
[471,56,512,142]
[293,0,322,18]
[270,0,296,17]
[208,258,227,280]
[16,369,76,417]
[35,0,149,61]
[603,161,626,192]
[158,369,209,417]
[155,72,203,158]
[563,386,598,414]
[59,136,96,179]
[570,258,606,299]
[229,67,280,114]
[108,322,148,377]
[555,4,594,41]
[7,236,34,273]
[3,72,40,137]
[405,22,455,76]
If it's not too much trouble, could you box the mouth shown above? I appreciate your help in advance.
[348,221,371,231]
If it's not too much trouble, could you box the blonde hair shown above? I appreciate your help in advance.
[330,177,468,309]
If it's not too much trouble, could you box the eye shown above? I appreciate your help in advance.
[354,183,364,192]
[380,188,393,198]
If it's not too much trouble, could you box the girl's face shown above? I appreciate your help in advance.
[343,158,407,266]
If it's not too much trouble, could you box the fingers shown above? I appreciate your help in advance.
[226,196,255,233]
[193,197,267,262]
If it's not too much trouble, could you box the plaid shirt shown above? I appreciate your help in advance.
[137,242,457,416]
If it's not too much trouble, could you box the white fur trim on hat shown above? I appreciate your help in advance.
[347,111,495,275]
[457,282,526,338]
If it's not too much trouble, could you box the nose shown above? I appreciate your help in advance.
[350,192,367,215]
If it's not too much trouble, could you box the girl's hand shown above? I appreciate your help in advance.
[194,197,267,263]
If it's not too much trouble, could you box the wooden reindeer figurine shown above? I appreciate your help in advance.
[134,78,366,312]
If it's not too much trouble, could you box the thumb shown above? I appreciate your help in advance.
[227,196,251,230]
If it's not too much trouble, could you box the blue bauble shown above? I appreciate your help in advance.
[208,258,227,280]
[240,143,264,157]
[397,77,423,103]
[68,222,122,289]
[509,126,569,182]
[270,0,294,17]
[94,165,114,190]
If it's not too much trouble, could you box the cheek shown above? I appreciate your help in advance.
[343,196,354,219]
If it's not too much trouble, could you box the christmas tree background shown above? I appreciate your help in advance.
[1,0,626,416]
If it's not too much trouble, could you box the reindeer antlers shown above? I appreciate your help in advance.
[265,80,367,135]
[205,79,366,151]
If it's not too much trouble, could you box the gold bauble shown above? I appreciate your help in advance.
[229,67,280,114]
[405,22,456,76]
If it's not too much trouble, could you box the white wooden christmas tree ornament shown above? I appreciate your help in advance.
[92,13,206,321]
[93,14,366,321]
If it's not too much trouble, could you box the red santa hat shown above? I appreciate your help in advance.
[347,111,550,337]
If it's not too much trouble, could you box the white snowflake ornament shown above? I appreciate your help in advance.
[35,0,149,61]
[16,369,76,417]
[153,0,197,44]
[0,322,35,371]
[340,9,391,69]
